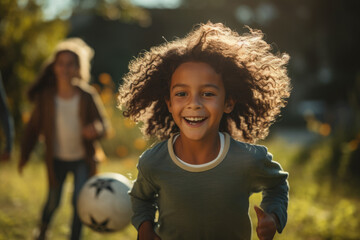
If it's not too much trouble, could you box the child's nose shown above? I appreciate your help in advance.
[187,95,202,109]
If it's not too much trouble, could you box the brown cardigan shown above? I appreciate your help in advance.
[20,82,110,187]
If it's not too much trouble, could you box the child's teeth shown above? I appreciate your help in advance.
[185,117,204,121]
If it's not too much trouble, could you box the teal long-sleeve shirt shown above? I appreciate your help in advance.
[129,133,289,240]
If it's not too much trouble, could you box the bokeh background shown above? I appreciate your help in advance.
[0,0,359,239]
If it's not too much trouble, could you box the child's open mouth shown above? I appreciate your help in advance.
[183,117,207,126]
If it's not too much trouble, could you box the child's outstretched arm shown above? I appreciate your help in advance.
[129,153,160,239]
[250,145,289,236]
[259,179,288,234]
[130,169,157,229]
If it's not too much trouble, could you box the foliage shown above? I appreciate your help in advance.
[0,0,68,134]
[93,73,154,159]
[90,0,150,26]
[252,138,360,240]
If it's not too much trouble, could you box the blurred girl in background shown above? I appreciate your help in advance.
[18,38,110,240]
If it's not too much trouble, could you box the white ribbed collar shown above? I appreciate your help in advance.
[167,132,230,172]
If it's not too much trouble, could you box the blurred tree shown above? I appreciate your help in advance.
[75,0,150,26]
[0,0,68,137]
[179,0,239,9]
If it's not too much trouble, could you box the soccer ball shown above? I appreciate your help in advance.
[77,172,133,232]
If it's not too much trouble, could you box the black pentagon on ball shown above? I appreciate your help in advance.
[87,215,116,233]
[89,178,115,198]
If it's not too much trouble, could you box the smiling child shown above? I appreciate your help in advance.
[118,22,291,240]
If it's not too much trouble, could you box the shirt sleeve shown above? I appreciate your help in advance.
[250,146,289,233]
[129,157,158,230]
[87,88,112,139]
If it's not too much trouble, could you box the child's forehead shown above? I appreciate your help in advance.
[171,61,223,88]
[173,61,218,77]
[55,51,78,62]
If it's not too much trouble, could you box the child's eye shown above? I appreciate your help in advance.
[175,92,187,97]
[202,92,215,97]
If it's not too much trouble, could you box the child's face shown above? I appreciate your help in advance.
[166,62,234,141]
[53,51,79,83]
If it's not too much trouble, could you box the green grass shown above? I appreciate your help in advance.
[260,138,360,240]
[2,136,360,240]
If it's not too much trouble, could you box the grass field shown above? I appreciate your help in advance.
[1,136,359,240]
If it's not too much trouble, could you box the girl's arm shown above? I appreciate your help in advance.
[129,161,159,238]
[250,146,289,234]
[259,177,289,233]
[83,87,111,140]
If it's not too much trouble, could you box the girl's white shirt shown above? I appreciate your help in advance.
[54,94,85,161]
[172,132,225,168]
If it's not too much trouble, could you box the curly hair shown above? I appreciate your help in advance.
[118,22,291,143]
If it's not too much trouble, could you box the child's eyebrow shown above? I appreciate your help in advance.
[171,84,188,90]
[202,84,220,90]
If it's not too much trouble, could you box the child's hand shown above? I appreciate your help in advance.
[82,123,97,140]
[82,120,103,140]
[138,221,161,240]
[254,205,277,240]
